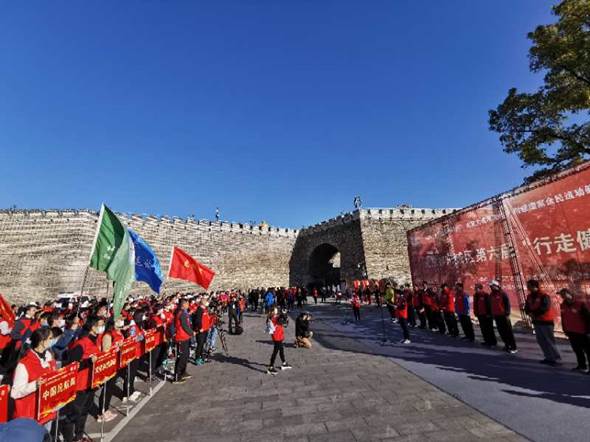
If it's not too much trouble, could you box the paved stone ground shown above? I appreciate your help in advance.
[112,305,526,442]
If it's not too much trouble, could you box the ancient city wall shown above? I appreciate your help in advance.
[0,210,298,304]
[289,207,457,287]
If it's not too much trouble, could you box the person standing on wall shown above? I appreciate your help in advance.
[454,282,475,342]
[524,279,560,365]
[489,280,517,354]
[473,283,497,347]
[558,288,590,372]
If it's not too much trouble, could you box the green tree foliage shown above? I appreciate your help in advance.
[489,0,590,183]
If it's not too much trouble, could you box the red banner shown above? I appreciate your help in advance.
[408,202,522,319]
[120,337,138,368]
[0,385,9,423]
[37,362,78,422]
[143,329,159,353]
[408,162,590,329]
[91,349,119,389]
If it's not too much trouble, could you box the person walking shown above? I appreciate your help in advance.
[266,308,292,375]
[454,282,475,342]
[473,283,497,347]
[558,288,590,372]
[489,280,517,353]
[524,279,560,365]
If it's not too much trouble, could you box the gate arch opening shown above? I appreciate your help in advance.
[308,243,341,287]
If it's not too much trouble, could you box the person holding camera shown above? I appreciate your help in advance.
[295,312,313,349]
[266,307,292,375]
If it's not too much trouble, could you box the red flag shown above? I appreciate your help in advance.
[0,294,15,328]
[168,246,216,290]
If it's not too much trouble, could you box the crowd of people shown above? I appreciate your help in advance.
[348,278,590,372]
[0,286,320,442]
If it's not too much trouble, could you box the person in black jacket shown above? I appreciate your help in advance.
[295,313,313,349]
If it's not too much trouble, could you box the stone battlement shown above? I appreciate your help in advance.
[0,209,300,238]
[299,207,458,236]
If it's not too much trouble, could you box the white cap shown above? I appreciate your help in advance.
[489,280,501,288]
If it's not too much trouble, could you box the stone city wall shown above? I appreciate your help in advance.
[0,210,298,304]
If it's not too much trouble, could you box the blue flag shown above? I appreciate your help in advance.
[128,229,163,294]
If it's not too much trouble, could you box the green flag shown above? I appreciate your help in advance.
[89,204,136,319]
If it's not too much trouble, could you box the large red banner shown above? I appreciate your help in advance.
[91,349,119,389]
[0,385,9,423]
[120,337,138,368]
[408,162,590,327]
[408,203,522,319]
[37,362,78,423]
[504,166,590,303]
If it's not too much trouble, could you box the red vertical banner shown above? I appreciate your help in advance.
[91,349,119,389]
[37,363,79,423]
[120,337,138,368]
[0,385,9,423]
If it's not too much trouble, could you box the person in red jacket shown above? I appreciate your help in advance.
[173,299,193,384]
[524,279,560,364]
[473,283,497,347]
[395,291,411,344]
[439,284,459,337]
[192,297,212,366]
[11,328,56,426]
[489,280,517,353]
[62,315,104,442]
[558,288,590,372]
[351,293,361,321]
[266,308,292,375]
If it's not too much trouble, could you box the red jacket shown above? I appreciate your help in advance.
[395,295,408,319]
[13,350,56,423]
[561,300,590,334]
[271,316,284,342]
[174,310,192,342]
[69,335,100,392]
[439,289,455,313]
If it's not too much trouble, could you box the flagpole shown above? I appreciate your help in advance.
[78,203,106,311]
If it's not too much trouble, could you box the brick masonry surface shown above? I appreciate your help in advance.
[0,207,456,304]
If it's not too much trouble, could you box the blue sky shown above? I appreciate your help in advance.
[0,0,555,228]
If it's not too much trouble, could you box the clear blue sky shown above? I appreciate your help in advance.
[0,0,555,228]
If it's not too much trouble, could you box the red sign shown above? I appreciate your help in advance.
[37,363,78,423]
[143,329,161,353]
[91,349,119,389]
[408,162,590,329]
[119,337,138,368]
[0,385,9,423]
[408,202,522,320]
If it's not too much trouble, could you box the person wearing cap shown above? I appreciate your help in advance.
[489,280,517,353]
[455,282,475,342]
[558,288,590,372]
[473,283,497,347]
[524,279,560,364]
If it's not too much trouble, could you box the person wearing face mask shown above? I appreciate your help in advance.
[53,315,81,362]
[11,304,40,349]
[559,288,590,372]
[148,305,167,375]
[11,328,57,426]
[62,316,104,442]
